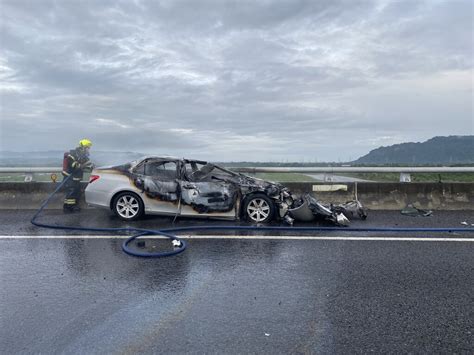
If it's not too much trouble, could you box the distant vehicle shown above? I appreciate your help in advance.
[85,156,367,224]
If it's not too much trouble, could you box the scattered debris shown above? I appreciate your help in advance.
[401,204,433,217]
[283,215,294,226]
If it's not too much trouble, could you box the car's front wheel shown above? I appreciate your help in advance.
[243,194,275,223]
[113,192,144,221]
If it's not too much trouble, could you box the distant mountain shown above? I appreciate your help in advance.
[1,136,473,167]
[353,136,474,165]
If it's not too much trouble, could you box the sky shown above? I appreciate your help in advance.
[0,0,472,162]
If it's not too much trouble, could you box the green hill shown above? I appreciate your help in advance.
[353,136,474,165]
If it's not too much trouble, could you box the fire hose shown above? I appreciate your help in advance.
[31,175,474,258]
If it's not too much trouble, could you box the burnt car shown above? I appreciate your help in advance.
[85,156,366,225]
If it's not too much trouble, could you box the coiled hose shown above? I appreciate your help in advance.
[31,175,474,258]
[31,175,186,258]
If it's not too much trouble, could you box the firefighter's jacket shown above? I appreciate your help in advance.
[62,148,93,181]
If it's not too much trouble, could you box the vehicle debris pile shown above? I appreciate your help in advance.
[90,156,367,226]
[286,193,367,226]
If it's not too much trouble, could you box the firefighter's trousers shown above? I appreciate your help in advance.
[63,177,82,210]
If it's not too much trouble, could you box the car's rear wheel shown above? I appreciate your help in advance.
[113,192,144,221]
[243,194,275,223]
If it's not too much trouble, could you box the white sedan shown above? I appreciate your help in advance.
[85,156,293,223]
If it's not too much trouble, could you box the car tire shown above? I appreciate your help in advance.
[112,192,144,221]
[243,193,275,224]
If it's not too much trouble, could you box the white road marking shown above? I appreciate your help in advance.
[0,235,473,242]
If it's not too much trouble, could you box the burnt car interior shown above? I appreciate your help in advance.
[179,161,239,213]
[134,160,178,180]
[131,159,179,201]
[184,162,236,183]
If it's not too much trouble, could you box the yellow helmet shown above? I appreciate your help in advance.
[79,139,92,148]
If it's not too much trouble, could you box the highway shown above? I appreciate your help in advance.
[1,209,473,353]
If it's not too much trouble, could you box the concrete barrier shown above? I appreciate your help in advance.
[0,182,473,210]
[284,182,474,210]
[0,182,88,210]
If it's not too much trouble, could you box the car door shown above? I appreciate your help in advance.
[178,161,239,218]
[132,159,180,215]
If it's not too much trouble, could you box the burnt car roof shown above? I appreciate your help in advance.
[137,155,181,161]
[134,155,209,165]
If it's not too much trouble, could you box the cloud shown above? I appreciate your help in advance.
[0,0,472,161]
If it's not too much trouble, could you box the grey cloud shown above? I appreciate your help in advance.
[0,0,472,161]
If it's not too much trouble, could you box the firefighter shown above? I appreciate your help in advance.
[62,139,94,213]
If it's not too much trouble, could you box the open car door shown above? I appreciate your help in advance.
[178,161,239,218]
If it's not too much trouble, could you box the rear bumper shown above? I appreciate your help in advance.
[85,188,112,209]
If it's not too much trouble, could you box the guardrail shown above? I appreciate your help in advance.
[1,166,474,182]
[0,167,63,182]
[0,167,64,173]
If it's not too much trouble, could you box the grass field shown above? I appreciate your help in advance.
[343,172,474,182]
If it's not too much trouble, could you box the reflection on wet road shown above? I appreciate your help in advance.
[1,235,472,353]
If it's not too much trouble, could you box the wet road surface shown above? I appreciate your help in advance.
[1,209,474,353]
[2,208,474,236]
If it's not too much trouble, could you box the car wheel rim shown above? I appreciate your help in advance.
[117,196,139,219]
[247,198,270,222]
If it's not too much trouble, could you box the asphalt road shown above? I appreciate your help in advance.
[2,208,474,236]
[1,209,473,353]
